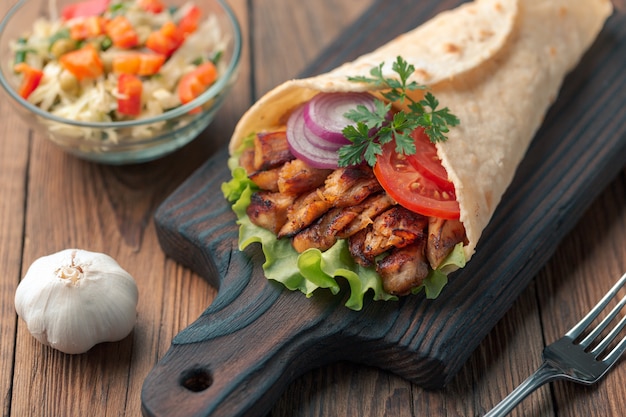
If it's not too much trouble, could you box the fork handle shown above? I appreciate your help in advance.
[483,362,563,417]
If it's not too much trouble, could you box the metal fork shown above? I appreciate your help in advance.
[484,272,626,417]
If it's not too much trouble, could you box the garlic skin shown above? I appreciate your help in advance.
[14,249,139,354]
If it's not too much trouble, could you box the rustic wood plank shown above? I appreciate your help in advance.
[0,87,30,417]
[251,0,372,96]
[273,254,553,417]
[7,100,221,416]
[537,169,626,417]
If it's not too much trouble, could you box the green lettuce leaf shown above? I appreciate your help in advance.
[221,145,466,310]
[413,242,466,299]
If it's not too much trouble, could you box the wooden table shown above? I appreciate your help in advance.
[1,0,625,416]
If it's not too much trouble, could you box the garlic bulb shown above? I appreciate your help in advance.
[14,249,139,354]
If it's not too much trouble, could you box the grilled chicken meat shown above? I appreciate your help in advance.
[292,192,395,253]
[348,228,372,267]
[337,193,395,239]
[277,159,332,195]
[246,191,295,235]
[278,189,331,238]
[253,131,293,171]
[249,168,281,192]
[346,206,427,266]
[242,131,326,191]
[278,166,382,238]
[241,130,467,295]
[427,217,467,270]
[360,206,428,259]
[240,147,283,191]
[292,207,359,253]
[322,166,382,207]
[377,241,429,295]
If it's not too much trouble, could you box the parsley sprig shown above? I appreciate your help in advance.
[338,56,460,167]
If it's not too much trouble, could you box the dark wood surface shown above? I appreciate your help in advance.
[1,1,625,417]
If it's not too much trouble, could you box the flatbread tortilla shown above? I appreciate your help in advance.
[229,0,612,264]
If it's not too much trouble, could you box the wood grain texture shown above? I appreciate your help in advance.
[2,1,624,417]
[0,90,30,417]
[142,1,626,416]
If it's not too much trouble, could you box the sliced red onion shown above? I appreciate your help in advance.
[303,92,377,144]
[286,92,381,169]
[286,104,343,169]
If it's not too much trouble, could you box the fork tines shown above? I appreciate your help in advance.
[566,272,626,363]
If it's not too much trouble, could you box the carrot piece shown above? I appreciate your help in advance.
[145,21,184,56]
[14,63,44,99]
[138,0,165,13]
[105,16,139,49]
[177,61,218,107]
[69,16,106,40]
[178,5,202,37]
[112,53,166,76]
[117,73,143,116]
[136,53,166,75]
[112,54,140,74]
[59,44,104,80]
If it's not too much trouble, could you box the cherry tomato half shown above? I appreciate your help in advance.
[373,135,460,220]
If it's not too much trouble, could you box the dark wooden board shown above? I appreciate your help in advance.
[141,1,626,416]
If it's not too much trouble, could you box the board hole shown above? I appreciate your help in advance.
[180,367,213,392]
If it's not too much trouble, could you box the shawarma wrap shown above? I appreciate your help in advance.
[223,0,612,309]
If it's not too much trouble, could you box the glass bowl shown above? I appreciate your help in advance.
[0,0,242,164]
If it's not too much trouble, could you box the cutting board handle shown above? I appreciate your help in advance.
[140,148,425,416]
[141,241,352,417]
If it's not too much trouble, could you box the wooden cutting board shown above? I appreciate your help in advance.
[141,1,626,416]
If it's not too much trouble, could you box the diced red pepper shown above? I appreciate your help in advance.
[61,0,110,20]
[69,16,106,40]
[137,0,166,13]
[177,61,217,112]
[178,5,202,37]
[117,73,143,116]
[59,44,104,80]
[14,63,44,99]
[105,16,139,49]
[112,53,166,76]
[145,21,184,57]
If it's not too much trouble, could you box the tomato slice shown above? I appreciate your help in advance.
[177,61,217,104]
[373,138,460,219]
[61,0,109,20]
[117,73,143,116]
[406,128,454,192]
[69,16,106,40]
[145,21,184,56]
[105,16,139,49]
[178,5,202,37]
[14,63,44,99]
